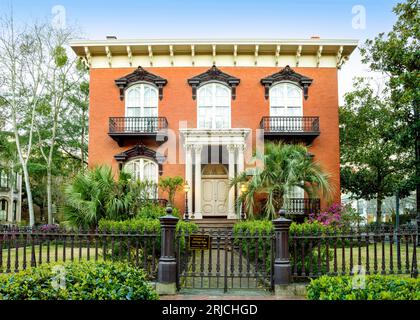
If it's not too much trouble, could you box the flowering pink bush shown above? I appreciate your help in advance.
[308,203,343,227]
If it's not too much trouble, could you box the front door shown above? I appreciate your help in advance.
[201,179,228,216]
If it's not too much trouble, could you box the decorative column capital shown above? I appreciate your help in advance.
[226,144,237,153]
[193,145,203,154]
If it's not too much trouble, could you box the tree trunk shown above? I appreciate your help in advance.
[22,164,35,226]
[47,167,52,224]
[376,196,383,223]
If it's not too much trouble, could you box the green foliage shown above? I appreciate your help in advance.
[340,78,414,221]
[0,261,159,300]
[357,0,419,219]
[53,46,68,67]
[136,202,180,219]
[231,142,333,220]
[63,166,158,228]
[98,217,198,235]
[307,275,420,300]
[233,220,333,275]
[158,176,184,206]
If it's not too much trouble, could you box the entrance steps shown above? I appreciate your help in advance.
[193,218,237,230]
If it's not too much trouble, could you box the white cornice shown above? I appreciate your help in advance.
[71,38,358,69]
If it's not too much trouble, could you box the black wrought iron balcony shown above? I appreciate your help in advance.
[284,198,321,215]
[260,116,320,141]
[108,117,168,146]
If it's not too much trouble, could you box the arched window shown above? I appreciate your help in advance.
[269,82,303,117]
[125,84,158,117]
[197,83,231,129]
[123,158,158,198]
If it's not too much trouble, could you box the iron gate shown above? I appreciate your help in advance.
[176,228,274,292]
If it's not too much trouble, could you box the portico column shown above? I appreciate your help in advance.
[194,145,203,219]
[227,144,237,219]
[236,144,245,217]
[185,145,193,218]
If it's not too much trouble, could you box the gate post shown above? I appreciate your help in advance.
[157,207,179,295]
[272,209,292,294]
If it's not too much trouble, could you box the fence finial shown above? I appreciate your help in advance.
[166,206,173,215]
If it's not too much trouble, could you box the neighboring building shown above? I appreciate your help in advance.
[0,164,22,224]
[70,38,357,220]
[342,192,417,224]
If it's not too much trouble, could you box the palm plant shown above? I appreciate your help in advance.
[230,142,333,220]
[158,176,184,206]
[63,165,156,228]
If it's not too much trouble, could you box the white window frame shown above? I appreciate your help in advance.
[123,157,159,198]
[269,82,303,117]
[125,83,159,117]
[197,82,231,129]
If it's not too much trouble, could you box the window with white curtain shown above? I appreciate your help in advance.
[125,84,158,117]
[269,82,303,117]
[197,83,230,129]
[123,158,158,198]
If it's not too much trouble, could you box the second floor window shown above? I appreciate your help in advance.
[197,83,231,129]
[269,82,303,117]
[0,171,8,188]
[126,84,158,117]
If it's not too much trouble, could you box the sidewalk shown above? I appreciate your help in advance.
[160,289,306,300]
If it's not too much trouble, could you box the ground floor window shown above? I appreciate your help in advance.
[123,158,158,198]
[0,199,8,221]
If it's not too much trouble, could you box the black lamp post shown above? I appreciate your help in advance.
[183,182,190,221]
[240,183,248,220]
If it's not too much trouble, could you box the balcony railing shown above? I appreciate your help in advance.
[284,198,321,215]
[260,116,320,140]
[108,117,168,146]
[109,117,168,134]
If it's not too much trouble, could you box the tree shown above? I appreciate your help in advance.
[34,36,86,224]
[340,78,414,221]
[360,0,419,223]
[158,176,184,207]
[231,142,333,220]
[0,15,49,226]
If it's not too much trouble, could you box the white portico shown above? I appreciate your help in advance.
[180,128,250,220]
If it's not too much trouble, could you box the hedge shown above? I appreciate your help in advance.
[0,261,159,300]
[233,220,334,276]
[307,275,420,300]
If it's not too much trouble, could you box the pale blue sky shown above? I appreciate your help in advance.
[0,0,400,102]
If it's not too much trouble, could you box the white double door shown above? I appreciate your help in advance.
[201,178,229,216]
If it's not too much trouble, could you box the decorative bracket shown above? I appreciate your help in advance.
[115,66,168,101]
[187,64,240,100]
[260,65,313,100]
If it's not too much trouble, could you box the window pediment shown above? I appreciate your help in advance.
[187,65,240,100]
[260,65,313,100]
[115,66,168,101]
[114,144,165,175]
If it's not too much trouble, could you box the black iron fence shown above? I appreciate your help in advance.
[289,226,418,279]
[0,228,159,280]
[176,228,274,292]
[260,116,320,134]
[109,117,168,134]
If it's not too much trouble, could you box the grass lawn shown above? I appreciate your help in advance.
[0,245,105,272]
[302,242,419,275]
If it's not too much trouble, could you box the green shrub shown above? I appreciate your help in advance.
[136,202,180,219]
[307,275,420,300]
[97,217,198,266]
[0,261,159,300]
[233,220,334,276]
